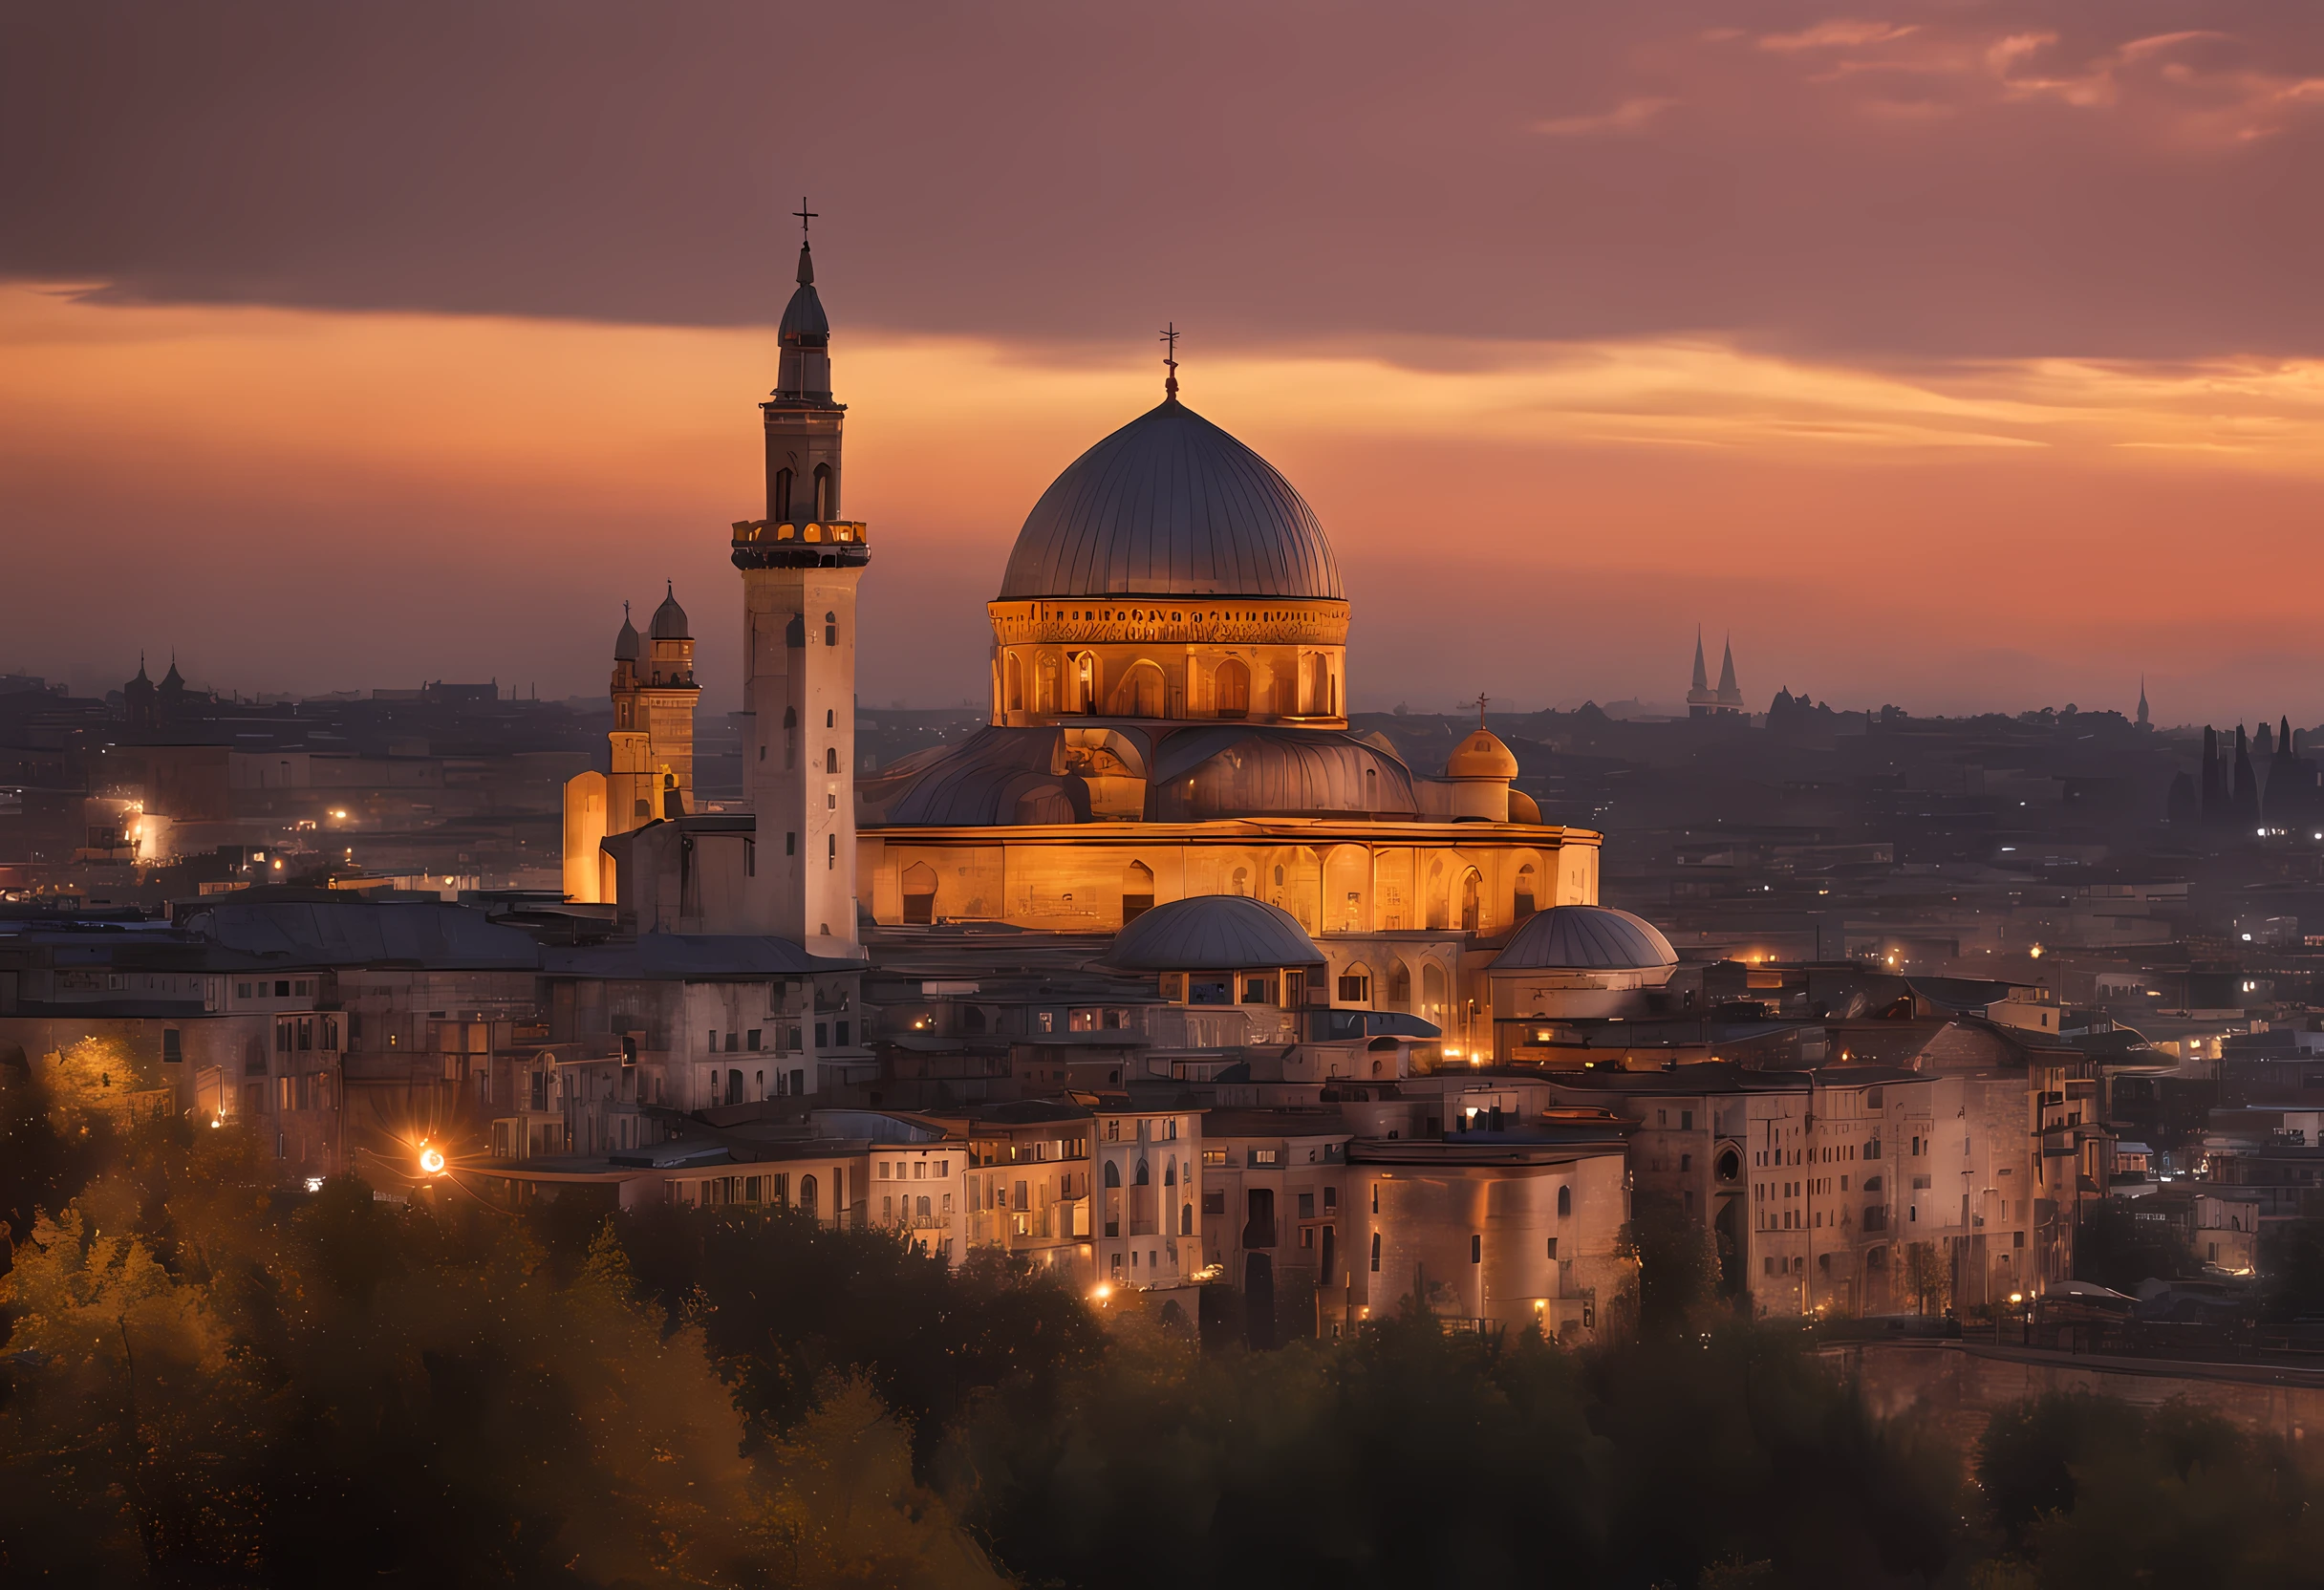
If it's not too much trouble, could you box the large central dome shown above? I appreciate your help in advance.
[998,398,1344,601]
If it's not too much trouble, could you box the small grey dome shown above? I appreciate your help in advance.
[999,399,1343,601]
[650,584,689,640]
[1106,893,1324,972]
[1492,906,1679,973]
[779,243,828,343]
[613,609,640,661]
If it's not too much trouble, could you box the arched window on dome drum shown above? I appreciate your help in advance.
[1214,658,1249,719]
[1070,653,1095,714]
[1461,868,1484,935]
[812,462,833,522]
[1515,863,1539,923]
[902,862,937,926]
[1122,860,1154,925]
[1108,661,1164,719]
[774,467,793,523]
[1036,655,1059,715]
[1231,867,1249,897]
[1005,654,1023,714]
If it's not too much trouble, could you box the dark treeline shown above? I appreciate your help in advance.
[5,1060,2321,1588]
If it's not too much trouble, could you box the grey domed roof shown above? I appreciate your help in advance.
[1491,906,1679,972]
[998,399,1344,601]
[650,584,689,640]
[779,243,828,342]
[613,607,640,661]
[1105,893,1325,972]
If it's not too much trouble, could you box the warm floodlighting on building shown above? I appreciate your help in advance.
[2008,1292,2024,1305]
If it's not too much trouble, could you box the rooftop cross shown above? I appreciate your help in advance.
[1475,692,1490,728]
[1160,321,1179,400]
[792,197,817,240]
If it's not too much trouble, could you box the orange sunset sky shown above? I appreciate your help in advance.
[6,2,2324,722]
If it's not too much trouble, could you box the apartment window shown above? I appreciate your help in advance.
[1201,1148,1226,1166]
[1323,1187,1337,1211]
[1202,1190,1225,1215]
[1250,1149,1280,1167]
[236,981,253,999]
[747,1029,762,1051]
[1298,1192,1316,1219]
[1680,1110,1693,1131]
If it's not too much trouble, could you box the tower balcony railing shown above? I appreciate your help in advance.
[731,519,868,547]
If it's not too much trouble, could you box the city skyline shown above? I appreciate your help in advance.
[7,3,2324,720]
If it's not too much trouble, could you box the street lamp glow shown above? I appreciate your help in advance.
[1091,1282,1112,1302]
[419,1144,447,1175]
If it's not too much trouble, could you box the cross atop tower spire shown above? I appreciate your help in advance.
[792,197,817,239]
[1474,692,1490,729]
[1159,322,1179,401]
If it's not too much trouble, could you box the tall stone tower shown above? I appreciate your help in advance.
[731,224,868,954]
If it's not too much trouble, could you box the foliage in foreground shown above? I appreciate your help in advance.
[6,1057,2324,1588]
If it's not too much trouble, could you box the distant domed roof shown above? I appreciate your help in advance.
[1446,727,1518,781]
[999,398,1343,601]
[650,584,689,640]
[1105,893,1325,972]
[1492,906,1679,973]
[613,607,640,661]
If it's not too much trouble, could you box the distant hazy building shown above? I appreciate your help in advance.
[1686,629,1745,718]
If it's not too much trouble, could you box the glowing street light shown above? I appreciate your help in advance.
[418,1142,447,1176]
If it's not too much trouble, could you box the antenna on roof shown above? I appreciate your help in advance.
[1160,321,1179,401]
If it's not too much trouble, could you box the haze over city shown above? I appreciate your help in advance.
[9,1,2324,719]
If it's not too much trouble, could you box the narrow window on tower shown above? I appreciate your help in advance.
[828,833,836,870]
[786,832,796,856]
[744,839,755,878]
[825,709,833,728]
[825,612,837,647]
[774,467,794,523]
[813,462,832,521]
[784,706,797,769]
[826,747,838,774]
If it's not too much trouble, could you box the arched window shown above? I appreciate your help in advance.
[1557,1185,1571,1217]
[1387,961,1412,1011]
[1108,661,1165,718]
[1005,653,1024,713]
[725,1069,742,1106]
[1215,658,1250,719]
[1422,962,1448,1022]
[916,1194,931,1220]
[1460,868,1484,934]
[1515,862,1539,922]
[825,611,837,647]
[1134,1158,1150,1186]
[800,1174,819,1215]
[1164,1159,1177,1186]
[902,862,938,926]
[813,462,833,521]
[1123,860,1155,923]
[1337,961,1372,1006]
[774,467,794,522]
[1037,654,1059,715]
[1230,867,1249,897]
[1072,653,1095,713]
[826,746,839,774]
[1180,1204,1193,1235]
[1104,1161,1122,1188]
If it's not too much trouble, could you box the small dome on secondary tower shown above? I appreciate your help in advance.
[650,583,690,640]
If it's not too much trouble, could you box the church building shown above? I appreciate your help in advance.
[563,231,1615,1062]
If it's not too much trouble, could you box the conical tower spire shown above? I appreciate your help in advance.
[1690,628,1709,694]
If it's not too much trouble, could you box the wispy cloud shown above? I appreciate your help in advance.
[1531,96,1676,137]
[1758,19,1918,54]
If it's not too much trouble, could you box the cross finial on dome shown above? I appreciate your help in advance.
[1160,322,1179,402]
[1475,692,1490,729]
[792,197,816,239]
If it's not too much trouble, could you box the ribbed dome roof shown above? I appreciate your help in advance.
[1492,906,1679,972]
[650,585,689,640]
[1446,728,1519,781]
[1105,893,1325,972]
[999,399,1344,601]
